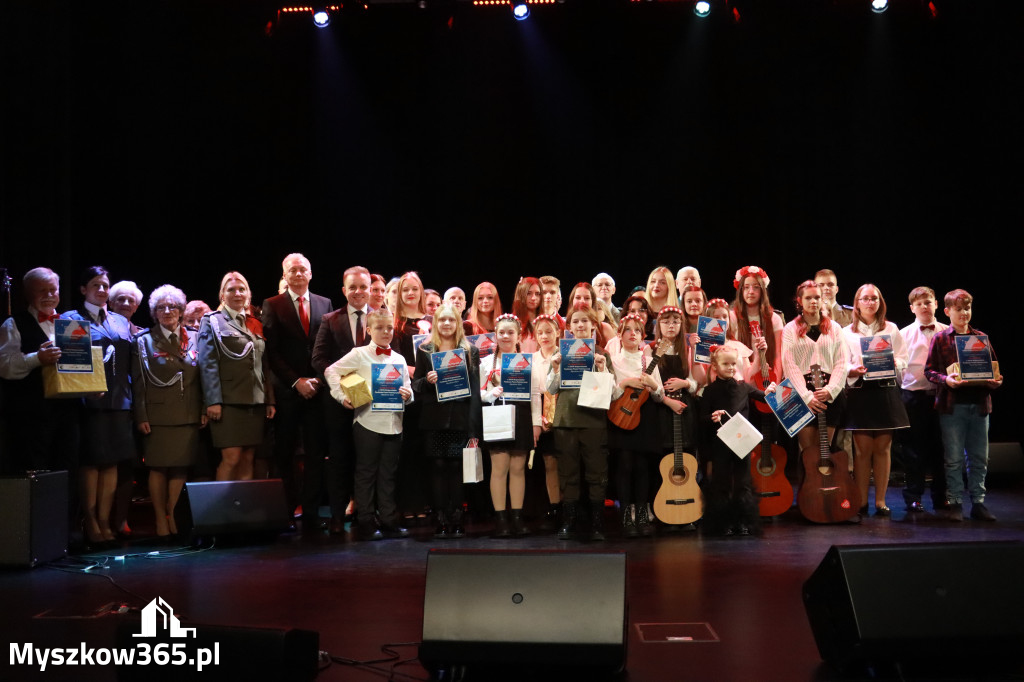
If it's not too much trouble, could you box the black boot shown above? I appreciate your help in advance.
[450,507,465,539]
[590,502,606,541]
[492,510,512,538]
[540,503,560,532]
[621,504,639,539]
[557,502,578,540]
[510,509,530,537]
[636,503,655,537]
[433,510,449,540]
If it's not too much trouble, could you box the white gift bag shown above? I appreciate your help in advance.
[483,401,516,442]
[578,370,614,410]
[463,446,484,483]
[716,411,763,459]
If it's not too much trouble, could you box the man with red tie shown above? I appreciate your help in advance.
[0,267,80,475]
[313,265,372,533]
[262,253,334,532]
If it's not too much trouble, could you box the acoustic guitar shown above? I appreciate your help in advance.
[797,364,859,523]
[749,412,793,517]
[607,345,663,431]
[749,320,778,414]
[653,392,703,525]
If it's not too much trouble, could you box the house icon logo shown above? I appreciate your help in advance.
[133,597,197,639]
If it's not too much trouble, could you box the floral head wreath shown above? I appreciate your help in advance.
[706,298,730,311]
[533,313,560,327]
[620,313,646,327]
[494,313,521,328]
[733,265,770,290]
[657,306,683,318]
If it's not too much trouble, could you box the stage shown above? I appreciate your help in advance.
[3,473,1024,682]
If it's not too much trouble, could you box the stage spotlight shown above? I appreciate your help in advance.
[694,1,711,18]
[312,9,331,27]
[512,1,530,20]
[870,0,888,13]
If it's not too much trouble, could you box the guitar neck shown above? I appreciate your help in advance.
[673,410,684,469]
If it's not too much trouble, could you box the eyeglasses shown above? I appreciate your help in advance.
[858,297,879,303]
[155,304,182,313]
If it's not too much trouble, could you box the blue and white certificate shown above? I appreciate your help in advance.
[371,362,405,412]
[55,319,93,373]
[467,333,496,359]
[860,334,896,380]
[955,334,995,380]
[694,316,728,365]
[412,334,430,355]
[501,353,533,402]
[765,378,815,438]
[431,349,471,402]
[559,338,594,389]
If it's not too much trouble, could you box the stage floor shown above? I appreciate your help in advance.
[3,479,1024,682]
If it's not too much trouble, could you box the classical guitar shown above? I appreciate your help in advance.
[749,320,778,414]
[607,344,663,431]
[797,364,858,523]
[653,392,703,525]
[749,411,793,517]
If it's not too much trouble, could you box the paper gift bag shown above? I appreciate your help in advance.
[716,411,763,459]
[43,346,108,398]
[463,446,484,483]
[339,373,372,408]
[578,371,614,410]
[483,402,516,442]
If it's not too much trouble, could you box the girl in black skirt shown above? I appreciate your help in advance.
[479,313,540,537]
[842,284,910,516]
[413,304,482,539]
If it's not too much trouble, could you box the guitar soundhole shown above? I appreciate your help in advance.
[670,468,688,485]
[817,462,835,477]
[757,459,776,476]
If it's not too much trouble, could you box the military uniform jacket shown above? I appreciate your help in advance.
[197,311,275,407]
[60,307,133,411]
[132,326,204,426]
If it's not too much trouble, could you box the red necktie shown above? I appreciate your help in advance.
[375,346,391,356]
[37,312,59,323]
[298,296,310,336]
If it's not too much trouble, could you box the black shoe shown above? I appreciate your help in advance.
[381,525,410,539]
[510,509,530,537]
[329,516,345,535]
[636,504,655,537]
[589,503,605,542]
[946,503,963,522]
[492,510,512,538]
[434,511,449,539]
[557,502,578,540]
[358,524,383,541]
[302,516,328,533]
[970,502,997,522]
[858,505,869,517]
[621,504,639,539]
[449,509,466,538]
[874,506,891,517]
[906,501,925,513]
[737,524,752,536]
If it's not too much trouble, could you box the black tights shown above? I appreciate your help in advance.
[431,458,464,515]
[616,450,654,506]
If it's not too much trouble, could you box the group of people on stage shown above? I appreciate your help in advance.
[0,257,1003,547]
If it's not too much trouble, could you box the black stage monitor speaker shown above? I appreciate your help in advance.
[176,479,292,538]
[420,550,627,678]
[803,542,1024,673]
[0,470,68,566]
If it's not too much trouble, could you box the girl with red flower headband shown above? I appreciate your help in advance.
[730,265,783,387]
[479,313,540,537]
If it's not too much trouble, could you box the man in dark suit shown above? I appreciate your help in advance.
[262,253,333,532]
[312,265,371,533]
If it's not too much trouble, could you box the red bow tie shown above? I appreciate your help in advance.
[920,324,935,331]
[37,312,59,323]
[375,347,392,356]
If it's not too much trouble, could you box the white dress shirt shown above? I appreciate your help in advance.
[900,319,947,392]
[0,308,55,380]
[325,342,413,435]
[842,320,908,386]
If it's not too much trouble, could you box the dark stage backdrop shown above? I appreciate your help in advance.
[2,0,1018,439]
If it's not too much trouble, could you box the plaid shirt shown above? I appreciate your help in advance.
[924,325,997,415]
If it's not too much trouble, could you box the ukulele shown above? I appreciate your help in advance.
[607,343,664,431]
[653,391,704,525]
[749,412,793,517]
[797,364,858,523]
[749,320,778,414]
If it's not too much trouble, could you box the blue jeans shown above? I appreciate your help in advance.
[939,404,989,505]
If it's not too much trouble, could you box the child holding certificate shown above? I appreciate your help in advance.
[842,284,909,516]
[547,304,621,540]
[924,289,1003,522]
[325,309,413,541]
[413,304,482,539]
[479,313,539,537]
[532,314,564,530]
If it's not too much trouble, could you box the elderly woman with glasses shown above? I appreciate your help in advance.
[131,285,206,537]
